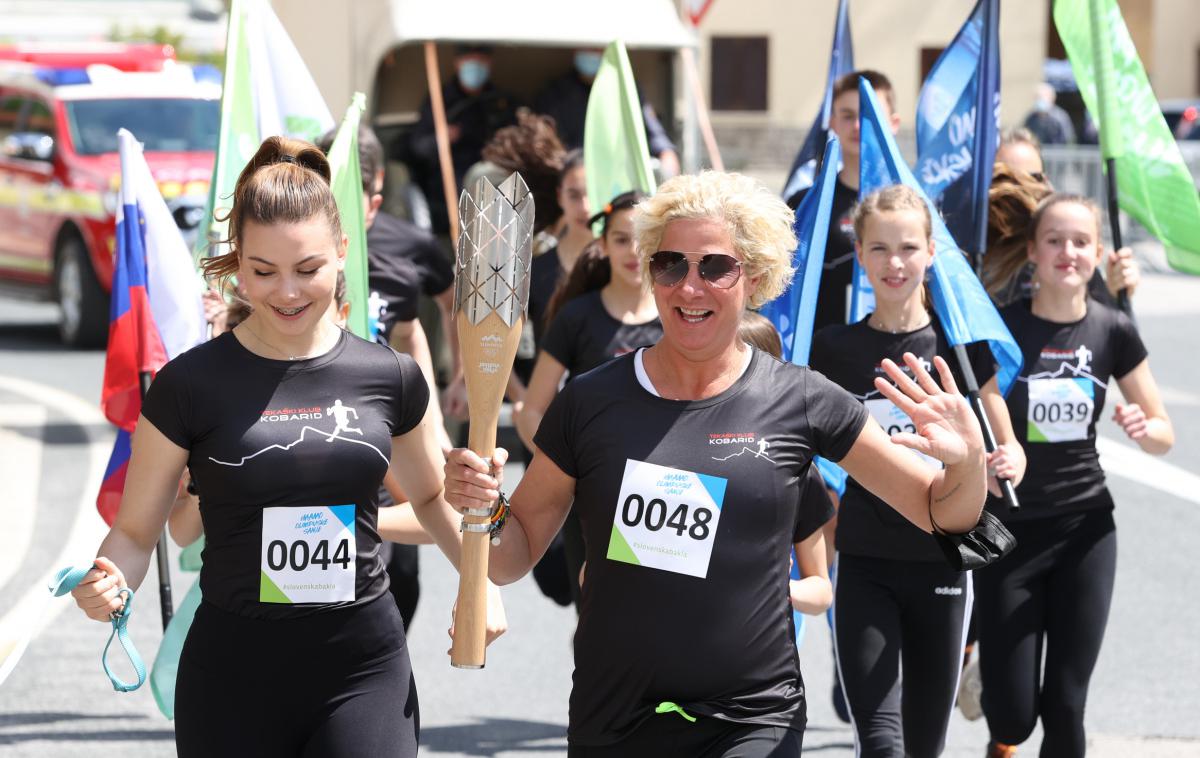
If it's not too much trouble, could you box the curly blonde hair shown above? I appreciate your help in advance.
[633,172,796,308]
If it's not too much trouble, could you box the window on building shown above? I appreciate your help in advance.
[711,36,768,112]
[920,47,946,85]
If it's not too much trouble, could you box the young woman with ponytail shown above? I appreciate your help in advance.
[68,137,487,757]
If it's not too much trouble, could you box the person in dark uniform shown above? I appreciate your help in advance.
[445,171,993,757]
[977,194,1173,758]
[404,45,518,233]
[68,137,501,757]
[534,47,680,178]
[810,185,1024,758]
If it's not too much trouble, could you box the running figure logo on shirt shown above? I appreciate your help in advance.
[710,433,772,462]
[326,400,362,440]
[1020,344,1100,385]
[208,399,388,467]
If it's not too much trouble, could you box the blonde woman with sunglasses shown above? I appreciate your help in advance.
[444,172,991,757]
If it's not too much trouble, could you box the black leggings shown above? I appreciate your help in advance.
[568,713,803,758]
[975,509,1117,758]
[175,594,418,757]
[833,554,971,758]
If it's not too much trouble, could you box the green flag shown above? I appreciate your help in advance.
[328,93,370,339]
[195,0,334,259]
[584,41,657,219]
[1055,0,1200,274]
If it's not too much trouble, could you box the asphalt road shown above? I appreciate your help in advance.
[1,272,1198,757]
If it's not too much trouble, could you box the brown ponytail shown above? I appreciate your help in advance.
[983,164,1052,299]
[200,136,343,283]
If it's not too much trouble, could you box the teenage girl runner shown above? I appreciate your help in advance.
[977,193,1174,758]
[69,137,492,758]
[810,185,1025,758]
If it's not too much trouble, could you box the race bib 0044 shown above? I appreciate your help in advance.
[1027,378,1094,443]
[865,398,943,470]
[260,505,356,603]
[607,459,727,579]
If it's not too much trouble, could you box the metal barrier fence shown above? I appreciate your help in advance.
[1041,144,1200,245]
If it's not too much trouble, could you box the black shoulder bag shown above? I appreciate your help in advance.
[930,503,1016,572]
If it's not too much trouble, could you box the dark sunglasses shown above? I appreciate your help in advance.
[648,251,743,289]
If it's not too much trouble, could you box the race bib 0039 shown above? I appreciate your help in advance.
[865,398,943,470]
[260,505,356,603]
[607,459,726,579]
[1027,378,1094,443]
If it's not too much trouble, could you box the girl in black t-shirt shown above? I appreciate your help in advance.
[977,195,1173,758]
[68,137,489,758]
[515,191,660,609]
[811,185,1025,758]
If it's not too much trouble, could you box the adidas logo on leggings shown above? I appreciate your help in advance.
[935,586,963,596]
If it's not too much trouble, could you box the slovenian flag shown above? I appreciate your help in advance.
[97,129,206,524]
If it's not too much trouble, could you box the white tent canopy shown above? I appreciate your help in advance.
[386,0,696,49]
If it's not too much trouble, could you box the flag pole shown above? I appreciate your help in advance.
[951,346,1019,511]
[1103,158,1131,313]
[679,46,724,171]
[139,371,174,629]
[424,41,461,247]
[1087,0,1131,314]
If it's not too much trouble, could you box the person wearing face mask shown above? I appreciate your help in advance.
[534,47,681,178]
[403,44,518,234]
[1021,83,1076,147]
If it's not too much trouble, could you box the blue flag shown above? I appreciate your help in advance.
[762,136,843,364]
[781,0,853,200]
[858,79,1022,396]
[915,0,1000,255]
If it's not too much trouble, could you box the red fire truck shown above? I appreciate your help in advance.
[0,45,218,347]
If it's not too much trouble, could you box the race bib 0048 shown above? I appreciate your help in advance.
[1027,378,1094,443]
[865,398,943,470]
[260,505,356,603]
[607,459,727,579]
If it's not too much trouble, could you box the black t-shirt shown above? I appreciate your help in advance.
[141,331,429,619]
[541,291,662,377]
[989,298,1146,521]
[513,246,566,383]
[810,317,996,561]
[533,349,868,745]
[365,212,454,335]
[787,178,859,333]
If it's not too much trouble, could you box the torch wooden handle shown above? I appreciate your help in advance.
[450,310,523,669]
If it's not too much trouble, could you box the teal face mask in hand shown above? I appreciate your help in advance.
[574,51,603,79]
[457,59,491,91]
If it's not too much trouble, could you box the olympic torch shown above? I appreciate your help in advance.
[450,173,533,668]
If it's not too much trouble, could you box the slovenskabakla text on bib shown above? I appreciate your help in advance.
[607,459,727,578]
[1027,378,1094,443]
[260,505,356,603]
[865,398,943,470]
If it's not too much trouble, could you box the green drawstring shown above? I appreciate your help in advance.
[655,701,697,723]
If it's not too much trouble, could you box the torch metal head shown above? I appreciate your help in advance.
[454,173,535,327]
